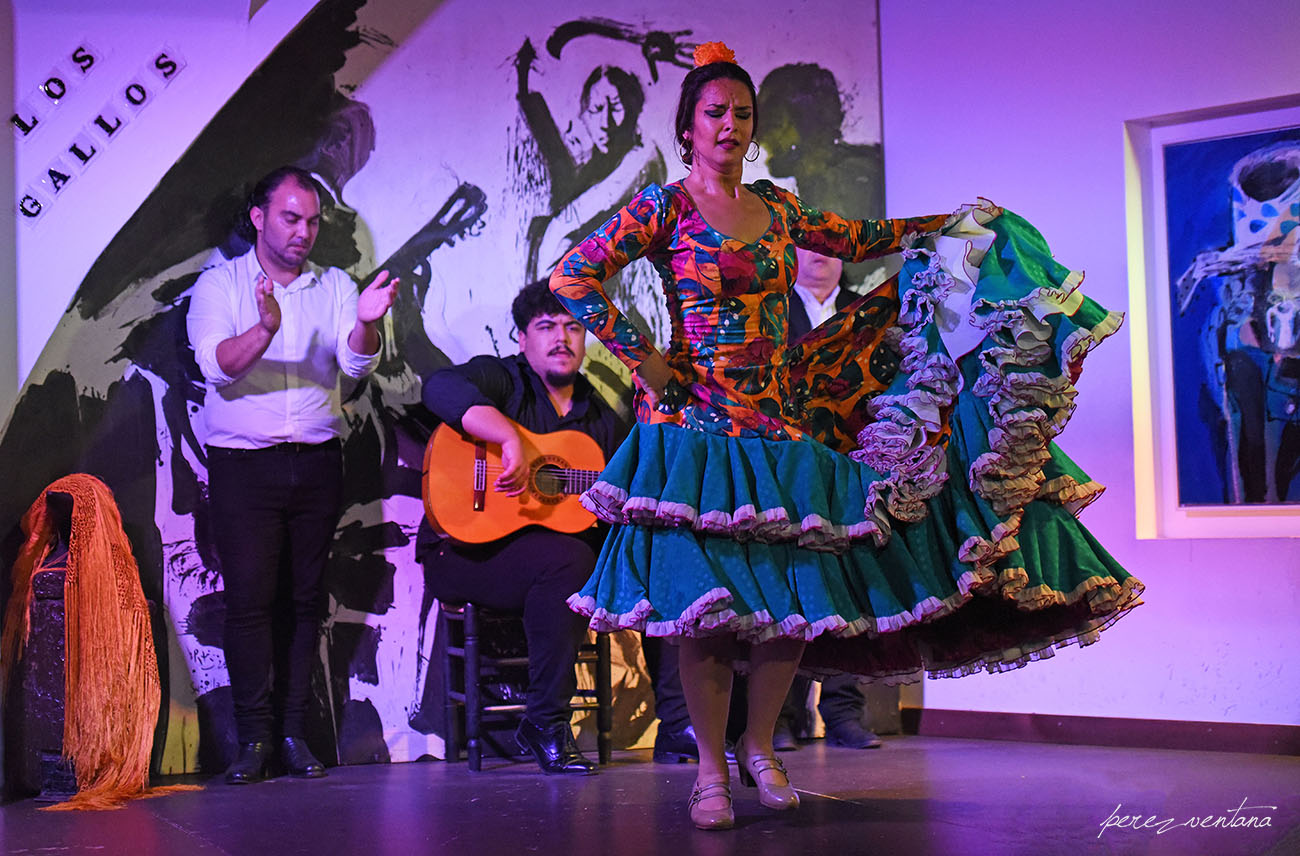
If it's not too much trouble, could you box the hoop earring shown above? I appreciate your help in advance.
[744,140,760,162]
[679,138,694,165]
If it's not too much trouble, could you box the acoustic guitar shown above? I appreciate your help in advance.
[421,418,605,543]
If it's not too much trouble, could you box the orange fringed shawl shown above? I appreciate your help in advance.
[1,474,196,810]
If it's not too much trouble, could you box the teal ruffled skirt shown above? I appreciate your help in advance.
[568,204,1143,680]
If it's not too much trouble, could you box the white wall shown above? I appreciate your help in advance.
[8,0,318,389]
[2,1,16,417]
[881,0,1300,725]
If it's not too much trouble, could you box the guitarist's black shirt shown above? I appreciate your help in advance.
[416,353,630,558]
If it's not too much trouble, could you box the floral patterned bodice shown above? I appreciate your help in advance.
[551,180,948,443]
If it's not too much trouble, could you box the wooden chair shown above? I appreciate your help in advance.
[439,602,612,771]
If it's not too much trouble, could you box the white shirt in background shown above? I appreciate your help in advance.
[792,282,842,329]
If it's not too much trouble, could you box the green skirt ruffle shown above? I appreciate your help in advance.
[568,203,1144,679]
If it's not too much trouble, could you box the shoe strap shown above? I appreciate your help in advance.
[748,755,788,777]
[689,781,732,807]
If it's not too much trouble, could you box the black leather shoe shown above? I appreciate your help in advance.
[825,720,883,749]
[653,724,699,764]
[225,741,271,784]
[281,737,327,777]
[515,719,598,775]
[773,718,800,752]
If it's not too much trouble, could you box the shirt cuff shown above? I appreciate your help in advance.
[195,338,236,387]
[339,338,381,379]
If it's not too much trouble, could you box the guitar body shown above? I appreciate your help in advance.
[422,419,605,543]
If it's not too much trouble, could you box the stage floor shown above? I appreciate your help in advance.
[3,736,1298,855]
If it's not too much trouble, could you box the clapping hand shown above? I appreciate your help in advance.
[254,273,281,334]
[357,270,400,324]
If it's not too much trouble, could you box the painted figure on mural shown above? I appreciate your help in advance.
[513,21,696,351]
[1174,139,1300,504]
[756,62,886,289]
[550,41,1142,830]
[516,45,659,281]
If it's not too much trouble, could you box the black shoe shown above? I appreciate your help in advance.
[280,737,327,777]
[653,725,699,764]
[825,720,883,749]
[515,719,598,775]
[773,718,800,752]
[225,741,272,785]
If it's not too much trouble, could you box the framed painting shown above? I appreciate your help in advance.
[1127,95,1300,538]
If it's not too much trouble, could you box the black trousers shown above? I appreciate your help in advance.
[643,637,690,733]
[208,441,342,743]
[422,529,594,728]
[785,673,867,729]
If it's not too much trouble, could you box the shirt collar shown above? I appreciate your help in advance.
[792,282,840,311]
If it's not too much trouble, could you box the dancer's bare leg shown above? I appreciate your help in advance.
[679,634,740,810]
[742,637,805,784]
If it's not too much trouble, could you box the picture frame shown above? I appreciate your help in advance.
[1126,94,1300,538]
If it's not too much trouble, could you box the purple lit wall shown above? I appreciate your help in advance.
[1,7,14,417]
[881,0,1300,725]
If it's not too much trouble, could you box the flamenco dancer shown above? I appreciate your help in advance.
[550,41,1143,830]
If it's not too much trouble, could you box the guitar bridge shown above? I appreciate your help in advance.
[473,440,486,511]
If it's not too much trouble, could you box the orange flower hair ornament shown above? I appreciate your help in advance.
[693,41,737,67]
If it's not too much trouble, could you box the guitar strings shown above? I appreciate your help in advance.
[474,464,600,492]
[475,466,599,477]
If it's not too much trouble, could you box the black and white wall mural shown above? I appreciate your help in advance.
[1,0,884,771]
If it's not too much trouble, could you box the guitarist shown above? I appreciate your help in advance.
[416,280,628,774]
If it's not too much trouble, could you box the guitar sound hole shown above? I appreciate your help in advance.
[531,458,569,504]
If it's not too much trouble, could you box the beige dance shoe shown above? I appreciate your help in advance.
[688,780,735,830]
[734,735,800,811]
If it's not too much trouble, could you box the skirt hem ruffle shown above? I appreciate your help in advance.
[569,563,1144,680]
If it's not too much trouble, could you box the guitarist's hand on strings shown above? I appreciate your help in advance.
[496,432,527,496]
[461,404,529,497]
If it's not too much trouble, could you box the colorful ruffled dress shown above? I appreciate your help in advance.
[550,179,1143,679]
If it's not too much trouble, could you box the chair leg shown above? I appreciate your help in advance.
[596,631,612,765]
[440,607,462,763]
[465,604,482,772]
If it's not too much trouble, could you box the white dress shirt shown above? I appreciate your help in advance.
[791,282,842,329]
[187,249,380,449]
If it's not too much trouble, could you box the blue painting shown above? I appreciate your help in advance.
[1165,125,1300,505]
